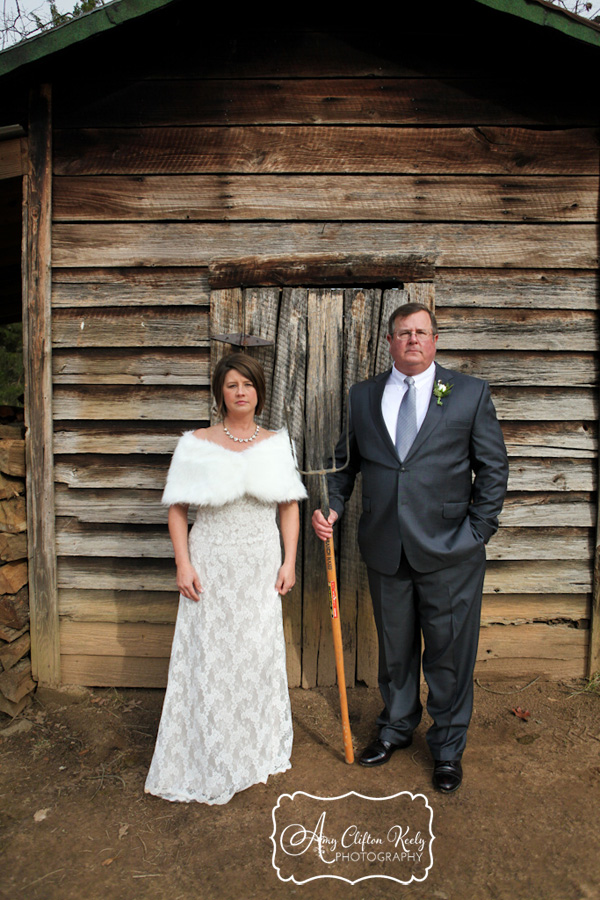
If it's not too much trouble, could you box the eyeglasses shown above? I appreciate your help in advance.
[392,329,435,342]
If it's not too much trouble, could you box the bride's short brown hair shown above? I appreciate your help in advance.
[212,353,266,418]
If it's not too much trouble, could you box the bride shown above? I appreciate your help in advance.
[145,353,307,804]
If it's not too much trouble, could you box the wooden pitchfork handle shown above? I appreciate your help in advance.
[320,474,354,764]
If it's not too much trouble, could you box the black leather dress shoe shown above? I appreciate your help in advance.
[358,737,412,767]
[432,759,463,793]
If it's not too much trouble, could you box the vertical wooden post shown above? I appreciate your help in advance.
[22,83,59,685]
[591,276,600,671]
[589,497,600,676]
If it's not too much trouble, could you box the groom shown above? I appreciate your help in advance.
[312,302,508,792]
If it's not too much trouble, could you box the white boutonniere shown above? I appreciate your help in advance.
[433,380,453,406]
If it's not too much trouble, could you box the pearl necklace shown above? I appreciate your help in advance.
[223,422,260,443]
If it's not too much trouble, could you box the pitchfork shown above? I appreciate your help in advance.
[284,395,354,764]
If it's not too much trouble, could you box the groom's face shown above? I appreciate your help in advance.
[387,310,438,375]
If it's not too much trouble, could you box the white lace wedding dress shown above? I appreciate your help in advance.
[145,431,305,805]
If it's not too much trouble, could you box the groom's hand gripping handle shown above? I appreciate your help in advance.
[311,508,339,541]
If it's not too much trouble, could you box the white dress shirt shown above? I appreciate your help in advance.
[381,361,436,446]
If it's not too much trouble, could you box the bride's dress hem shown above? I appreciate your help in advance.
[144,758,291,806]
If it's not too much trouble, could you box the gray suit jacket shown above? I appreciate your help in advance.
[328,363,509,575]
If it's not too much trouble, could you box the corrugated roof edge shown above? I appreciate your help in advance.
[474,0,600,47]
[0,0,178,77]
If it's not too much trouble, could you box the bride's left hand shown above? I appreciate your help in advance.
[275,561,296,596]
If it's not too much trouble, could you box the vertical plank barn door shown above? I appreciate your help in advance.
[210,285,421,688]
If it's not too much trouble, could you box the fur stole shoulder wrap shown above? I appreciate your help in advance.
[162,428,308,507]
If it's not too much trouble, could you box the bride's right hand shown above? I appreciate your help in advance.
[176,562,203,602]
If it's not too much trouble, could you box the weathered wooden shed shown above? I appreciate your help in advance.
[0,0,598,692]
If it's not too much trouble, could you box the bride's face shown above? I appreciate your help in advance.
[222,368,258,416]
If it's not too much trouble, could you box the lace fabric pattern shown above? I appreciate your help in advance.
[145,496,293,804]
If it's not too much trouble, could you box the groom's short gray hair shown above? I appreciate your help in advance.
[388,303,438,337]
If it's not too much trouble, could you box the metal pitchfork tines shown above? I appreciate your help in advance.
[284,394,354,764]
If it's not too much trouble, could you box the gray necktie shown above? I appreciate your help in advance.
[395,376,417,460]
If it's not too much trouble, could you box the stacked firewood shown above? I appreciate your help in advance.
[0,407,34,716]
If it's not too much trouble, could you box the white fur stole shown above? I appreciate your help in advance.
[161,428,308,507]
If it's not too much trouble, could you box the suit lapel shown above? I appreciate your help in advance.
[403,363,453,461]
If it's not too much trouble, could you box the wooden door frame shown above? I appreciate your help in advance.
[207,254,435,291]
[207,265,436,688]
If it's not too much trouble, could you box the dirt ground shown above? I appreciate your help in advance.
[0,677,599,900]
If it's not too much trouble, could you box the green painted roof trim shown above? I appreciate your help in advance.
[0,0,178,77]
[474,0,600,47]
